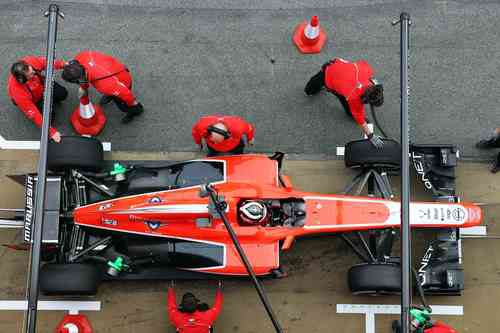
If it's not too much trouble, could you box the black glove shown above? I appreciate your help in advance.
[368,133,384,149]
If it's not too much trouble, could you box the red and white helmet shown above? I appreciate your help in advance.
[239,201,268,225]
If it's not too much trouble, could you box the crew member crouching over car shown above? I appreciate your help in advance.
[8,56,68,142]
[476,128,500,173]
[168,281,223,333]
[192,115,254,156]
[62,50,144,124]
[305,57,385,148]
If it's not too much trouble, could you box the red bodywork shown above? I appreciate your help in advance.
[74,154,482,276]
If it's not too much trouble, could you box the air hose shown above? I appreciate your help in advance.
[370,104,389,138]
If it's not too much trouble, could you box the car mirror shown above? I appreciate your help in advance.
[280,175,293,189]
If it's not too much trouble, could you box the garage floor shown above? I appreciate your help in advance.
[0,150,500,332]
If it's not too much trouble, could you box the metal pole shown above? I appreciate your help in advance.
[393,12,412,333]
[204,185,283,333]
[24,4,63,333]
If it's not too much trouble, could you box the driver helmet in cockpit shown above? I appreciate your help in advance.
[239,201,268,225]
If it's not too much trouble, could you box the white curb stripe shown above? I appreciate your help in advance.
[0,219,24,228]
[337,304,463,333]
[0,300,101,315]
[460,226,487,237]
[0,135,111,151]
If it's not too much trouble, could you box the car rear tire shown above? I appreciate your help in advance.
[344,138,401,168]
[48,136,104,171]
[40,263,101,295]
[348,262,401,294]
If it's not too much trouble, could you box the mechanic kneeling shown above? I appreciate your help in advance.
[305,57,385,148]
[192,115,255,157]
[168,281,223,333]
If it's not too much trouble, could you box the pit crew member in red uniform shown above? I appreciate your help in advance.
[424,322,457,333]
[55,314,93,333]
[305,57,385,148]
[62,50,144,123]
[168,282,223,333]
[192,115,254,156]
[8,56,68,142]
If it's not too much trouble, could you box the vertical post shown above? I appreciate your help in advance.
[24,4,63,333]
[394,12,412,333]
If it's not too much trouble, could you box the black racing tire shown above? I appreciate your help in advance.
[344,138,401,168]
[48,136,104,171]
[348,263,401,294]
[40,263,101,295]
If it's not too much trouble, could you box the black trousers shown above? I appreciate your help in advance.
[52,81,69,102]
[304,70,353,119]
[113,97,132,113]
[107,96,144,115]
[207,140,245,157]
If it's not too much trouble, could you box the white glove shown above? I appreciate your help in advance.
[368,133,384,149]
[78,87,88,99]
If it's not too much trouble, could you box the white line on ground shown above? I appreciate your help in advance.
[0,135,111,151]
[0,300,101,315]
[460,226,487,237]
[336,304,463,333]
[0,219,24,228]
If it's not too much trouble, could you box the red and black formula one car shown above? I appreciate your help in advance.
[8,136,481,295]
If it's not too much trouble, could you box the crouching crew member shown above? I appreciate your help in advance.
[8,56,68,142]
[168,282,223,333]
[62,50,144,124]
[192,115,254,156]
[305,57,385,148]
[476,128,500,173]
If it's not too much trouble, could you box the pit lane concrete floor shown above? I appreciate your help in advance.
[2,0,500,160]
[0,150,500,332]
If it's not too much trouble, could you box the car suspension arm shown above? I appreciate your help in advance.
[72,170,115,198]
[68,236,112,263]
[201,184,283,333]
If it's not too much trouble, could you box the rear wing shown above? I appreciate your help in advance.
[4,174,62,243]
[23,175,61,243]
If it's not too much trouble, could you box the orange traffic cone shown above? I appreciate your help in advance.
[55,314,93,333]
[71,85,106,136]
[292,15,327,54]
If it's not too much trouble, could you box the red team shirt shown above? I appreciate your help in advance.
[424,322,457,333]
[324,58,374,126]
[167,288,223,333]
[7,56,66,138]
[74,50,136,106]
[192,115,255,152]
